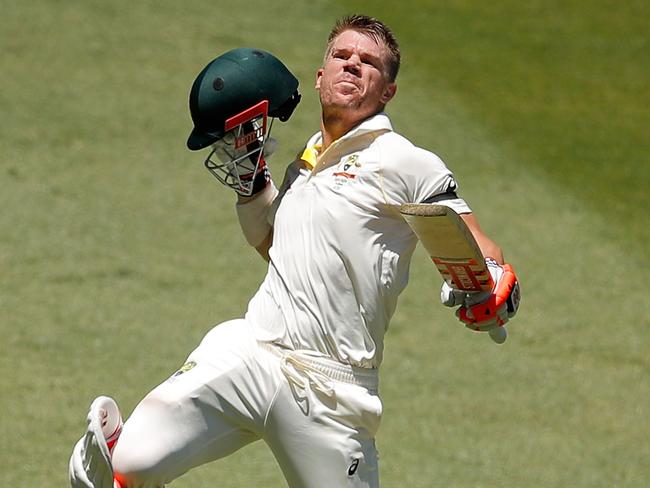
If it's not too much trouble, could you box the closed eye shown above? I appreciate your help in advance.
[332,49,350,60]
[361,55,381,69]
[330,48,383,71]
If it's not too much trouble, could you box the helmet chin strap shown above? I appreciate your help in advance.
[273,90,302,122]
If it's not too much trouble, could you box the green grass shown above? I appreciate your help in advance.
[1,0,648,486]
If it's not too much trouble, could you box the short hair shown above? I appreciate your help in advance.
[325,15,401,82]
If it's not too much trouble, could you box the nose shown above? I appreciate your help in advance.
[343,54,361,76]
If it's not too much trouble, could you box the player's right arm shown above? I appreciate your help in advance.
[236,154,304,261]
[236,184,278,262]
[254,230,273,261]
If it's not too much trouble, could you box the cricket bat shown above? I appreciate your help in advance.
[400,203,507,344]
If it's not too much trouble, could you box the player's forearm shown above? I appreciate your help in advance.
[460,213,504,264]
[236,182,278,259]
[474,233,504,264]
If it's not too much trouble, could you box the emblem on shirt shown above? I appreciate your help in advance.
[168,361,197,382]
[333,154,362,190]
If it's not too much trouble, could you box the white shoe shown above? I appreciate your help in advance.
[69,396,123,488]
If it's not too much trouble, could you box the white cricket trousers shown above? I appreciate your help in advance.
[111,319,382,487]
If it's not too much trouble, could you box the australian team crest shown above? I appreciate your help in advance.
[333,154,362,190]
[168,361,197,382]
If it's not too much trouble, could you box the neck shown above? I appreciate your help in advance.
[319,115,348,150]
[319,107,381,151]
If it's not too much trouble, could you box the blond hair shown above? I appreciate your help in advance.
[325,14,401,82]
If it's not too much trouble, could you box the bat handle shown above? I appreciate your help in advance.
[489,326,507,344]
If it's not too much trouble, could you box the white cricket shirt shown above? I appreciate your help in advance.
[245,113,470,368]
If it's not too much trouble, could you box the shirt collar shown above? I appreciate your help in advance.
[301,113,393,169]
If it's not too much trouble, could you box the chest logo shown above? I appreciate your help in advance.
[333,154,361,180]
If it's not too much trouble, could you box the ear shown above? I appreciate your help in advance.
[315,68,324,90]
[380,83,397,104]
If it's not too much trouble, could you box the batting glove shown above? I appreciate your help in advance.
[457,259,521,332]
[440,258,521,331]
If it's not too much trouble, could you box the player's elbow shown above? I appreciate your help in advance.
[254,230,273,262]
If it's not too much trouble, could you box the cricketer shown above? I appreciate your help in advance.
[69,14,520,488]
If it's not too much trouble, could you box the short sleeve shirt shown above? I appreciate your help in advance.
[245,113,470,368]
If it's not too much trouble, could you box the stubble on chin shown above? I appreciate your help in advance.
[320,84,363,112]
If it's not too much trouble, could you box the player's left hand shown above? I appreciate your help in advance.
[441,258,521,332]
[460,259,520,332]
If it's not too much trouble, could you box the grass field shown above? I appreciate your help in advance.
[1,0,648,486]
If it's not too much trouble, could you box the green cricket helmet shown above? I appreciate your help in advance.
[187,48,301,150]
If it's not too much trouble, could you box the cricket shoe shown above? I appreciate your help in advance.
[69,396,124,488]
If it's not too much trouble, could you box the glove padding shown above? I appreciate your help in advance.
[441,258,520,333]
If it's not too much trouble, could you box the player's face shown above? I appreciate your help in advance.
[316,29,396,120]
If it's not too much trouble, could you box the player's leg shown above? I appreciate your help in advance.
[263,353,382,488]
[112,391,258,487]
[111,319,272,487]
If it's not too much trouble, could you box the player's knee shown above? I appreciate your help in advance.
[111,405,175,488]
[112,436,168,488]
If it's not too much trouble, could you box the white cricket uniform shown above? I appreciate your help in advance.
[111,113,470,488]
[247,113,469,368]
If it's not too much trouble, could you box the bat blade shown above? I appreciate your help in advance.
[400,203,506,343]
